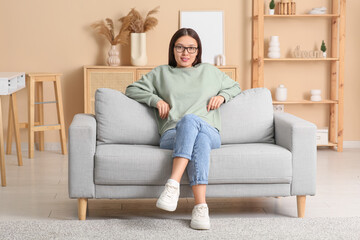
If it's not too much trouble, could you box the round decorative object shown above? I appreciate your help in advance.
[131,33,148,66]
[275,84,287,101]
[107,45,120,66]
[268,36,280,59]
[310,89,322,101]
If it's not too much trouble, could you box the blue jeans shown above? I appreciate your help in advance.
[159,114,221,186]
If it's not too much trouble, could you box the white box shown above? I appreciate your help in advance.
[0,72,25,95]
[316,128,328,145]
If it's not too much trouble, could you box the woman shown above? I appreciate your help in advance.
[125,28,241,230]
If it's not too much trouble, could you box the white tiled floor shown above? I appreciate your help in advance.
[0,148,359,220]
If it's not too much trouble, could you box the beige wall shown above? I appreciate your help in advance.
[0,0,359,144]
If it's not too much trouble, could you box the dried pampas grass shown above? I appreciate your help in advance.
[91,18,128,45]
[119,6,159,43]
[91,6,159,45]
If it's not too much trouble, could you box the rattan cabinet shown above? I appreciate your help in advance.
[84,65,239,114]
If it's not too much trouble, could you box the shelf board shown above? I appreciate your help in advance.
[263,58,339,61]
[263,14,340,18]
[273,100,338,105]
[317,141,337,147]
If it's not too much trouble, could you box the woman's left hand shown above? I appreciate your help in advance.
[207,96,225,112]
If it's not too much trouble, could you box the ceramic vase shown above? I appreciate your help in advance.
[275,84,287,101]
[322,52,327,58]
[107,45,120,66]
[269,9,275,15]
[268,36,281,59]
[131,33,148,66]
[310,89,322,101]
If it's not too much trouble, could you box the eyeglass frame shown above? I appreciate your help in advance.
[174,45,198,54]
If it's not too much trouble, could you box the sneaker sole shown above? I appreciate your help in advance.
[156,199,177,212]
[190,220,210,230]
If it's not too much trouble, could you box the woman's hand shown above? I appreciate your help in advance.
[156,100,170,119]
[207,96,225,112]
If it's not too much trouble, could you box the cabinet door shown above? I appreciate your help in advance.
[136,68,152,81]
[85,68,136,114]
[219,68,237,82]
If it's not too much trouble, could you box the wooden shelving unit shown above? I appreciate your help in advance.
[264,58,339,61]
[252,0,346,151]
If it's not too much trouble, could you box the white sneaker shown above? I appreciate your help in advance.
[156,181,180,211]
[190,204,210,230]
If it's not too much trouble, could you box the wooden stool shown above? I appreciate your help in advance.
[8,73,67,159]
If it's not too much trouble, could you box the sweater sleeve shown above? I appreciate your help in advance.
[125,69,163,108]
[217,71,242,103]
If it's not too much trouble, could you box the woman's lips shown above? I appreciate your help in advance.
[181,57,189,62]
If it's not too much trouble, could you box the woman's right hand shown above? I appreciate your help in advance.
[156,100,170,119]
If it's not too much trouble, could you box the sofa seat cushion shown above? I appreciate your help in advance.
[94,143,292,185]
[209,144,292,184]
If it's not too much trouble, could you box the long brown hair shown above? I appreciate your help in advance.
[168,28,202,67]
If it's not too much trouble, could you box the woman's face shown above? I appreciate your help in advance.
[173,36,198,68]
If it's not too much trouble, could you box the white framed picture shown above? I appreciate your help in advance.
[180,11,224,64]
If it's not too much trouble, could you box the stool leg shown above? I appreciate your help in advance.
[0,97,7,186]
[28,77,35,159]
[6,97,13,155]
[54,76,67,155]
[36,82,44,151]
[11,93,23,166]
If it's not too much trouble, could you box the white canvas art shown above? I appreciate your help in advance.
[180,11,224,64]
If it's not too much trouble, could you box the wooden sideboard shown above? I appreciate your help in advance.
[84,65,240,114]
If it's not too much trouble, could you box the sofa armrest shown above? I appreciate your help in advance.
[68,114,96,198]
[274,112,317,196]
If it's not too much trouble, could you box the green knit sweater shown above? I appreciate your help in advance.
[125,63,241,135]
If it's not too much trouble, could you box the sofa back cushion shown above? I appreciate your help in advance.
[95,87,274,145]
[220,88,274,144]
[95,88,160,145]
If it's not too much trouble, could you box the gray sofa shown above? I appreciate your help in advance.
[68,88,316,220]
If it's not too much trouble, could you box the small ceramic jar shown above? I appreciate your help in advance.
[310,89,322,101]
[275,84,287,101]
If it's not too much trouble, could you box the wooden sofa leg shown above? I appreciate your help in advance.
[78,198,88,220]
[296,195,306,218]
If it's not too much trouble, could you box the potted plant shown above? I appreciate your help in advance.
[269,0,276,15]
[321,40,327,58]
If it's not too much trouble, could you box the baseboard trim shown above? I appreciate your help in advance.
[343,141,360,149]
[7,142,64,152]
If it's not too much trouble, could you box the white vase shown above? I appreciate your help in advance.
[268,36,280,59]
[269,9,275,15]
[322,52,327,58]
[275,84,287,101]
[107,45,120,66]
[131,33,148,66]
[310,89,322,101]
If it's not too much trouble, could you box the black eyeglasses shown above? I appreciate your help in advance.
[174,45,198,54]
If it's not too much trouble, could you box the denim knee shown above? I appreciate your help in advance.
[175,114,200,130]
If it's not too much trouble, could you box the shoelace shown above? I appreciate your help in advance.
[164,183,178,199]
[193,206,208,218]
